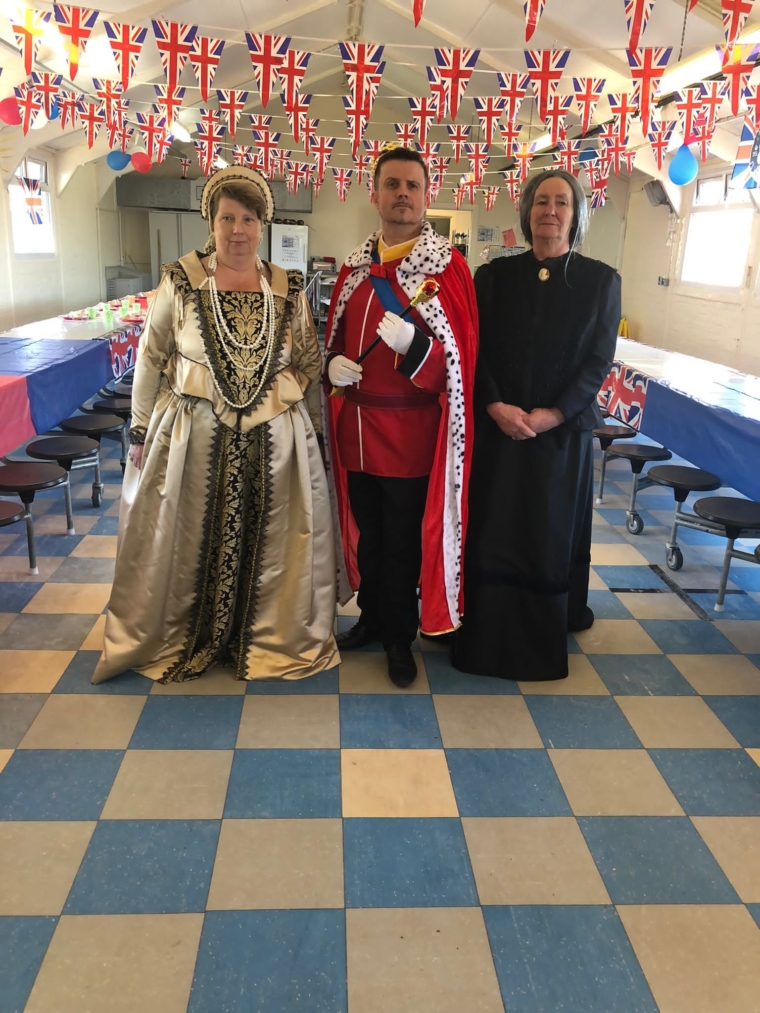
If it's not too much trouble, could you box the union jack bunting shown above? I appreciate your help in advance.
[673,87,705,140]
[646,117,675,170]
[313,176,324,199]
[106,113,126,149]
[416,140,441,165]
[544,92,573,144]
[607,92,639,144]
[722,0,754,45]
[20,176,43,224]
[249,114,273,132]
[597,364,648,428]
[601,127,630,175]
[343,96,369,155]
[472,96,506,146]
[453,186,465,210]
[719,43,760,116]
[246,33,290,108]
[135,111,167,160]
[302,164,316,188]
[731,116,759,188]
[743,84,760,130]
[332,166,353,201]
[154,125,173,164]
[76,100,105,148]
[233,144,254,166]
[431,154,451,181]
[689,0,700,7]
[554,138,582,175]
[53,5,100,80]
[103,22,147,92]
[339,42,385,112]
[278,49,311,113]
[395,123,418,146]
[180,157,192,178]
[110,97,129,130]
[499,121,523,158]
[287,161,310,193]
[115,123,133,153]
[285,92,312,143]
[189,35,225,102]
[270,148,291,179]
[464,142,489,184]
[301,118,320,155]
[426,67,448,121]
[691,121,714,161]
[11,8,51,76]
[590,182,608,209]
[408,96,439,144]
[153,85,185,127]
[446,123,470,161]
[151,20,198,91]
[502,169,521,203]
[217,90,248,137]
[363,139,385,159]
[353,154,373,182]
[482,185,500,211]
[496,73,530,124]
[431,48,480,121]
[194,138,219,176]
[428,174,441,203]
[31,72,62,120]
[253,130,280,175]
[91,79,123,128]
[513,141,536,181]
[627,47,672,127]
[700,80,727,131]
[14,82,42,134]
[56,90,79,130]
[572,78,606,134]
[461,175,479,205]
[311,135,336,179]
[625,0,657,51]
[524,49,571,121]
[524,0,548,41]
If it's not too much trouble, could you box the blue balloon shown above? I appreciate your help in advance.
[578,147,597,163]
[107,150,131,171]
[49,99,60,120]
[668,143,698,187]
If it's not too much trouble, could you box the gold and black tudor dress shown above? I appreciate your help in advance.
[93,252,339,684]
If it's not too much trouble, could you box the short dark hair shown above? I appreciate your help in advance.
[209,181,266,224]
[373,146,429,186]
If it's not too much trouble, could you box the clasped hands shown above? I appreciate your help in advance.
[486,402,565,440]
[328,312,414,388]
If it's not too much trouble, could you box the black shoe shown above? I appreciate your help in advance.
[386,644,418,688]
[420,631,455,645]
[568,606,595,633]
[336,620,381,651]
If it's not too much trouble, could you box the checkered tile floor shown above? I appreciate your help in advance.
[1,443,760,1012]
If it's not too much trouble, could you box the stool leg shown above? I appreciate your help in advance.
[596,449,609,505]
[628,471,639,515]
[22,503,38,576]
[91,445,104,508]
[714,538,734,613]
[63,468,75,536]
[120,427,128,474]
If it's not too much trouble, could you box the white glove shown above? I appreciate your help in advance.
[378,311,415,355]
[328,354,363,387]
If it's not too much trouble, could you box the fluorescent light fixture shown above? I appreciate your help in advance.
[531,132,552,151]
[659,22,760,95]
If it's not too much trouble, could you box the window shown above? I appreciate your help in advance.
[681,173,753,287]
[9,156,55,256]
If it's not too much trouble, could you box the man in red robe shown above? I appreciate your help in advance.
[324,146,478,687]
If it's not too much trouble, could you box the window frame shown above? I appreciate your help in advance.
[9,154,56,259]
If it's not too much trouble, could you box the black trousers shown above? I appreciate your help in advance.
[347,471,429,646]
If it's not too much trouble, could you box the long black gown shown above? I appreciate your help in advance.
[452,250,621,681]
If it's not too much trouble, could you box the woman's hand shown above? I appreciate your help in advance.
[526,408,565,434]
[486,402,536,440]
[128,444,144,470]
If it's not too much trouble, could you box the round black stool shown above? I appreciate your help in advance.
[58,414,125,500]
[607,443,673,535]
[693,497,760,611]
[27,436,100,531]
[113,381,133,395]
[0,462,68,574]
[0,501,25,531]
[91,397,132,473]
[647,465,722,571]
[593,424,638,504]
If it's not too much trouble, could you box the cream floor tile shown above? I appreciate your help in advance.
[80,614,106,650]
[150,665,246,695]
[101,750,233,820]
[0,749,12,773]
[207,819,344,910]
[22,582,111,615]
[462,817,610,905]
[519,654,610,695]
[573,620,662,655]
[337,595,361,616]
[587,567,607,591]
[0,614,14,634]
[346,908,503,1013]
[104,499,122,517]
[0,821,96,915]
[25,913,204,1013]
[618,905,760,1013]
[615,592,698,621]
[0,556,64,582]
[615,696,739,749]
[590,544,650,566]
[669,654,760,695]
[748,748,760,768]
[19,695,145,749]
[691,817,760,903]
[338,651,429,694]
[70,535,118,559]
[28,515,99,537]
[714,620,760,654]
[0,650,75,693]
[341,748,458,818]
[433,695,542,748]
[236,695,339,748]
[548,749,684,816]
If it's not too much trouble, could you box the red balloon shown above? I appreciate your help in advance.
[131,151,152,173]
[0,97,21,126]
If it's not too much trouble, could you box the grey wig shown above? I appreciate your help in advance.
[519,169,589,252]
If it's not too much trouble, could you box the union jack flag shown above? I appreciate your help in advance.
[472,96,506,146]
[395,123,417,146]
[431,154,451,180]
[53,5,99,81]
[416,140,441,165]
[722,0,754,45]
[607,92,639,144]
[460,175,479,205]
[627,47,671,128]
[502,169,521,203]
[106,112,126,149]
[301,118,320,155]
[499,121,523,157]
[572,78,606,134]
[249,114,272,132]
[482,185,500,211]
[287,161,311,193]
[233,144,254,166]
[453,186,465,210]
[115,123,133,153]
[11,8,50,76]
[153,85,185,127]
[700,80,727,131]
[408,96,439,144]
[246,33,290,108]
[151,20,198,92]
[590,182,608,209]
[496,72,530,124]
[14,82,43,135]
[195,123,224,176]
[524,0,548,41]
[217,89,248,137]
[544,92,573,144]
[56,90,79,130]
[343,96,369,156]
[270,148,291,179]
[646,117,675,170]
[189,35,225,102]
[691,121,714,161]
[601,127,631,175]
[339,42,385,113]
[103,22,147,92]
[673,86,705,140]
[524,49,571,121]
[311,135,335,179]
[597,363,648,428]
[446,123,470,161]
[625,0,657,51]
[431,48,480,121]
[285,92,312,143]
[76,99,105,148]
[278,49,311,113]
[743,83,760,130]
[154,125,173,164]
[253,130,280,176]
[363,139,385,160]
[719,43,760,116]
[353,154,373,182]
[180,156,191,178]
[333,166,353,201]
[313,176,324,199]
[135,111,167,160]
[428,174,441,203]
[426,66,448,120]
[513,141,536,181]
[91,78,123,129]
[197,108,221,135]
[20,177,43,224]
[31,72,62,120]
[553,138,582,175]
[464,142,489,184]
[730,115,759,188]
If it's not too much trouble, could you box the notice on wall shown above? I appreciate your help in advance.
[477,226,498,242]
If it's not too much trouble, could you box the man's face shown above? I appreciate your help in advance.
[371,159,428,229]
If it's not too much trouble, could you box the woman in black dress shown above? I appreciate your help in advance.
[453,169,621,681]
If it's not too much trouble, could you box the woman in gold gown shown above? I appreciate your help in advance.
[93,166,338,684]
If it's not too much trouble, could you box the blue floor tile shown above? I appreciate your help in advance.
[586,590,634,620]
[704,697,760,747]
[0,916,59,1013]
[579,816,740,904]
[484,906,658,1013]
[446,749,571,817]
[675,526,727,546]
[525,697,641,749]
[64,819,219,914]
[630,494,680,512]
[0,750,123,820]
[594,566,668,590]
[224,749,341,818]
[567,634,583,655]
[88,515,120,535]
[423,651,519,694]
[748,904,760,931]
[729,568,760,592]
[639,619,739,655]
[343,818,478,908]
[588,654,696,696]
[246,667,339,694]
[339,695,441,748]
[52,651,152,695]
[3,533,83,557]
[189,910,346,1013]
[596,508,664,530]
[129,696,243,749]
[689,593,760,620]
[649,749,760,816]
[749,655,760,670]
[0,695,46,749]
[0,582,42,612]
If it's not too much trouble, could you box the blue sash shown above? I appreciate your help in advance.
[369,246,407,316]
